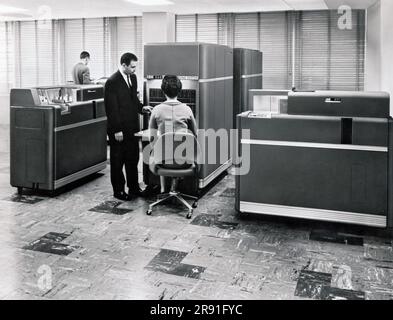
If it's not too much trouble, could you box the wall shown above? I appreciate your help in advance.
[0,96,10,126]
[142,12,175,45]
[365,1,381,91]
[365,0,393,114]
[380,0,393,106]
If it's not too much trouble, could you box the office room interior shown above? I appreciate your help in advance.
[0,0,393,302]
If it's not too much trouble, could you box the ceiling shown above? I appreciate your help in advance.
[0,0,379,21]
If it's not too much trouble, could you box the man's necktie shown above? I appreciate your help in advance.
[127,75,132,88]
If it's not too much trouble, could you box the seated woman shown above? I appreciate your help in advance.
[148,75,197,193]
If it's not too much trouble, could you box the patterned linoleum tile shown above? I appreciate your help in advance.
[23,232,78,256]
[256,280,301,300]
[219,188,236,198]
[331,265,354,290]
[145,249,205,279]
[153,283,192,300]
[310,230,364,246]
[295,265,366,300]
[294,270,332,300]
[89,201,132,215]
[191,214,238,230]
[364,244,393,262]
[229,271,266,293]
[0,123,393,301]
[169,264,206,279]
[323,287,365,300]
[188,281,228,300]
[304,259,335,274]
[4,194,46,204]
[264,262,301,283]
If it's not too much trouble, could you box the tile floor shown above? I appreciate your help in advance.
[0,124,393,300]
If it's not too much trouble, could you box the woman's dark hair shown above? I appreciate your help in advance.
[161,75,182,99]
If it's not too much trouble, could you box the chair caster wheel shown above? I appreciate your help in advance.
[146,209,152,216]
[187,210,193,219]
[192,202,198,209]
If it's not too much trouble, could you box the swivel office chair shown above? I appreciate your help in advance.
[146,131,201,219]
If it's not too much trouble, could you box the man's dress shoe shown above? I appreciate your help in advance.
[128,188,144,197]
[113,191,130,201]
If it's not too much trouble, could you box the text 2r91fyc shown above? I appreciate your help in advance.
[194,304,243,315]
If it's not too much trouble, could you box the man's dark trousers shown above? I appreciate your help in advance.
[109,134,140,194]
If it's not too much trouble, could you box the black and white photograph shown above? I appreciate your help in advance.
[0,0,393,306]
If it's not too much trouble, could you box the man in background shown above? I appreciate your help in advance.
[104,52,152,201]
[72,51,93,85]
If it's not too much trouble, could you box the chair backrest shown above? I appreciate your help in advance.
[150,132,202,170]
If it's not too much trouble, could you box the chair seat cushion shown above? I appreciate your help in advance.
[160,163,193,170]
[155,164,196,177]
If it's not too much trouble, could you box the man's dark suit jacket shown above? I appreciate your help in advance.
[104,71,143,143]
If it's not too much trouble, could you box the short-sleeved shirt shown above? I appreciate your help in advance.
[149,100,197,137]
[72,62,92,85]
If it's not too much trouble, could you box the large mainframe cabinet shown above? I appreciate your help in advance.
[10,85,107,193]
[236,91,393,229]
[233,48,263,128]
[144,42,234,194]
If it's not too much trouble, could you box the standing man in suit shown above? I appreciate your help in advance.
[104,53,152,201]
[72,51,93,85]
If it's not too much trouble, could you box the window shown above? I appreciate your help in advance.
[234,13,259,50]
[17,21,37,88]
[176,12,293,89]
[259,12,292,89]
[1,11,366,92]
[0,22,8,94]
[197,14,218,44]
[2,16,144,91]
[176,10,365,91]
[37,20,54,86]
[64,19,84,83]
[116,17,143,91]
[294,10,365,91]
[175,15,196,42]
[84,18,105,81]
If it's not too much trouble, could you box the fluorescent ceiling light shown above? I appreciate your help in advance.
[125,0,174,5]
[0,13,33,19]
[284,0,328,10]
[0,4,29,14]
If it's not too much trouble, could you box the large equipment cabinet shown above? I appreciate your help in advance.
[10,85,107,193]
[144,42,233,194]
[233,48,263,128]
[236,91,393,229]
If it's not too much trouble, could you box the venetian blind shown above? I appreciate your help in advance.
[116,17,143,91]
[36,20,54,86]
[18,21,37,87]
[233,13,259,50]
[0,23,8,94]
[64,19,84,83]
[175,15,196,42]
[197,14,218,44]
[176,13,292,89]
[259,12,292,89]
[295,10,365,91]
[84,18,105,80]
